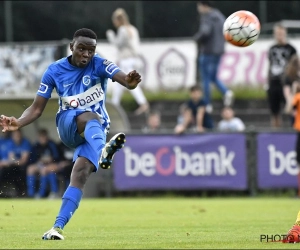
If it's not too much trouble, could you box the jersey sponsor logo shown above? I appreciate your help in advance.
[105,63,119,75]
[38,83,48,94]
[82,75,91,86]
[61,84,104,109]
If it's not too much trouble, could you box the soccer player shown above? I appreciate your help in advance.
[283,83,300,243]
[0,28,141,240]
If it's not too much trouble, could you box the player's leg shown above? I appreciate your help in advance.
[76,112,125,169]
[42,110,125,240]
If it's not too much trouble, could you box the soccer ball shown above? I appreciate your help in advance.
[223,10,260,47]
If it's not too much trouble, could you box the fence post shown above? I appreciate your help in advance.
[247,129,257,196]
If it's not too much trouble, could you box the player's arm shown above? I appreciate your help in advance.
[0,95,48,132]
[112,70,141,90]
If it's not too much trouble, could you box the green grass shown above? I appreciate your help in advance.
[0,197,299,249]
[111,85,267,105]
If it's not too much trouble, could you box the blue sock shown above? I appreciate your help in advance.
[48,172,58,193]
[39,175,48,197]
[53,186,82,229]
[84,119,105,154]
[26,175,35,197]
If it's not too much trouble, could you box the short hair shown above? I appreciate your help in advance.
[189,85,202,92]
[73,28,97,40]
[198,1,213,7]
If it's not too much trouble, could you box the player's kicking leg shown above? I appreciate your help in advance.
[99,132,126,169]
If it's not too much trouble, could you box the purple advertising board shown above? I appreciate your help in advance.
[113,134,247,190]
[257,133,298,189]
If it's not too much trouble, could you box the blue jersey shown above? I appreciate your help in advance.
[37,54,121,131]
[6,138,32,160]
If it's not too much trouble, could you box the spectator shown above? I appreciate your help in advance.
[142,110,162,133]
[174,85,213,134]
[267,22,297,128]
[26,128,60,199]
[57,141,75,192]
[106,8,149,115]
[193,1,234,113]
[0,130,31,197]
[217,107,245,132]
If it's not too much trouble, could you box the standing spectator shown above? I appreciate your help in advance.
[217,107,245,132]
[267,22,297,128]
[0,130,31,197]
[142,110,162,133]
[174,85,213,134]
[106,8,149,115]
[26,128,60,199]
[194,1,234,113]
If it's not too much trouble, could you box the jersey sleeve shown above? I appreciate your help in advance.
[97,58,121,79]
[36,67,55,99]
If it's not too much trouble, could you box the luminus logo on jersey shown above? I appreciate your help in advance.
[82,75,91,86]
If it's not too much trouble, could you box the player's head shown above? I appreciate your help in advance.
[221,107,234,120]
[197,1,213,14]
[189,85,202,101]
[273,23,287,45]
[70,28,97,68]
[112,8,130,28]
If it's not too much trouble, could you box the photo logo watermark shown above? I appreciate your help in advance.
[260,234,300,243]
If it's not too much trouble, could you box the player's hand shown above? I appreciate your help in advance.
[0,115,21,132]
[125,70,142,89]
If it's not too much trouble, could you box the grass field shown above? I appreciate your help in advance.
[1,197,300,249]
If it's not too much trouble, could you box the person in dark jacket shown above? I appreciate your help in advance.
[194,1,234,113]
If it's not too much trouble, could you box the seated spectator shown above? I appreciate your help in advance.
[217,107,245,132]
[26,128,60,199]
[174,85,213,134]
[142,110,162,133]
[57,141,75,192]
[0,130,31,197]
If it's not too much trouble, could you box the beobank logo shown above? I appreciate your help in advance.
[124,145,237,177]
[61,84,104,109]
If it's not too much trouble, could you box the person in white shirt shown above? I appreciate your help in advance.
[106,8,149,116]
[217,107,245,132]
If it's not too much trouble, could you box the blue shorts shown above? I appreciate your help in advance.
[56,110,106,172]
